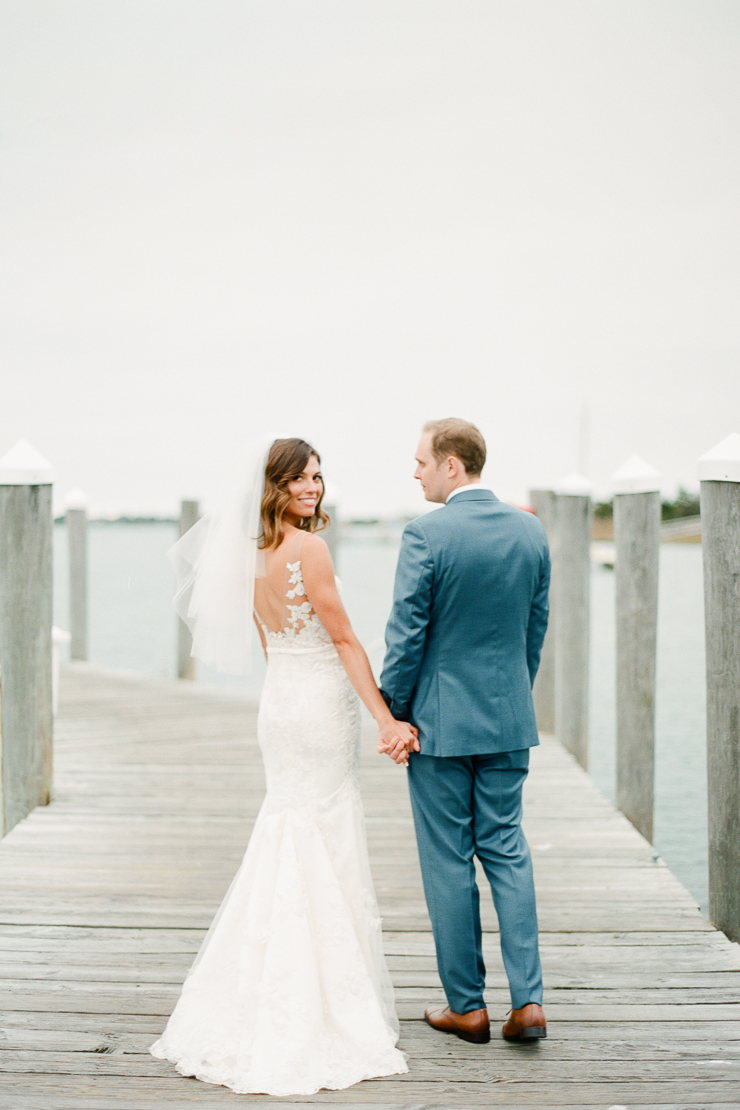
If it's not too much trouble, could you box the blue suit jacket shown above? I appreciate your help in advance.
[380,489,550,757]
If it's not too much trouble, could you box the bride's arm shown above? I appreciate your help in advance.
[300,534,419,763]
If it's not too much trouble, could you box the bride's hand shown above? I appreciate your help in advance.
[377,720,420,766]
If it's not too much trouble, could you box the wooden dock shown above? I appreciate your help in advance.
[0,664,738,1108]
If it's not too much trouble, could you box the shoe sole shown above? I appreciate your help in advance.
[425,1015,491,1044]
[503,1026,547,1042]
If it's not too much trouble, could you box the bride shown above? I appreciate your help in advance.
[150,436,413,1096]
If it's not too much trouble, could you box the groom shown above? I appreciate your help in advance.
[380,418,550,1044]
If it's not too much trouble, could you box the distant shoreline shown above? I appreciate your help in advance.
[54,515,179,526]
[52,515,417,528]
[53,512,701,543]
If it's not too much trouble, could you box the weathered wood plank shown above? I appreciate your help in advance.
[1,957,738,990]
[2,1073,740,1108]
[2,1023,739,1060]
[5,1047,740,1086]
[0,1009,738,1043]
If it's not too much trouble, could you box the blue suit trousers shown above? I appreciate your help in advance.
[407,749,543,1013]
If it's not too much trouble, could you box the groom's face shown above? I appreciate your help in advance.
[414,433,450,504]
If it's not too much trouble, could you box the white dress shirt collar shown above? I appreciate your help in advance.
[445,483,493,503]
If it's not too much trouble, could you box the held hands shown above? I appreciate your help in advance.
[377,719,420,767]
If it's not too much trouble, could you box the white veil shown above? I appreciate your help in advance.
[169,435,275,675]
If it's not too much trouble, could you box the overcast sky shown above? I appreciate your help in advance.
[1,0,738,516]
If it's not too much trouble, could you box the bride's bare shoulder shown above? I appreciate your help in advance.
[300,532,333,569]
[301,531,330,554]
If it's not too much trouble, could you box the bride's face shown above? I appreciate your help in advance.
[283,454,323,526]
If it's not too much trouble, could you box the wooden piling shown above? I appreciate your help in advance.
[323,502,339,569]
[554,475,592,768]
[177,500,199,680]
[529,488,556,733]
[613,456,661,843]
[65,488,88,662]
[0,440,54,836]
[698,432,740,942]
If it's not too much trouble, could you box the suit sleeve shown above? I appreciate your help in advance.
[379,521,434,721]
[526,544,551,686]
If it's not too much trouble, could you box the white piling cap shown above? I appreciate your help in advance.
[0,439,54,484]
[697,433,740,483]
[65,487,89,510]
[555,472,593,496]
[612,455,660,495]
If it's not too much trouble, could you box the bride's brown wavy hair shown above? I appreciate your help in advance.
[259,438,330,550]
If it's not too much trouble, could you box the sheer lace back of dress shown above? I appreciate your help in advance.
[254,532,333,650]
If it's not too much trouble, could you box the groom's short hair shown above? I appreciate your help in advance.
[423,418,486,477]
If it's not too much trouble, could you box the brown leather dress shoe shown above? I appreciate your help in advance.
[424,1005,490,1044]
[502,1002,547,1041]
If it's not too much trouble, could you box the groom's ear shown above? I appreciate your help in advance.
[447,455,463,479]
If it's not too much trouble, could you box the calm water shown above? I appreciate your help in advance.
[52,523,708,913]
[589,544,707,913]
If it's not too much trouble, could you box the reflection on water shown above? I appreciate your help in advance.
[53,523,708,914]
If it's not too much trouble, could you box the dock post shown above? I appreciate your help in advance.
[612,456,661,843]
[0,440,54,836]
[65,488,89,662]
[323,502,339,569]
[698,432,740,942]
[529,488,556,733]
[554,474,592,768]
[177,500,200,680]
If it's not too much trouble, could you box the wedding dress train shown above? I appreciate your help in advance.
[151,555,407,1096]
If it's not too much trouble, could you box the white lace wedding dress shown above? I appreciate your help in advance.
[150,546,407,1097]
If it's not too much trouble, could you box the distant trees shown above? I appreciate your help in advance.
[660,487,701,521]
[594,487,700,522]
